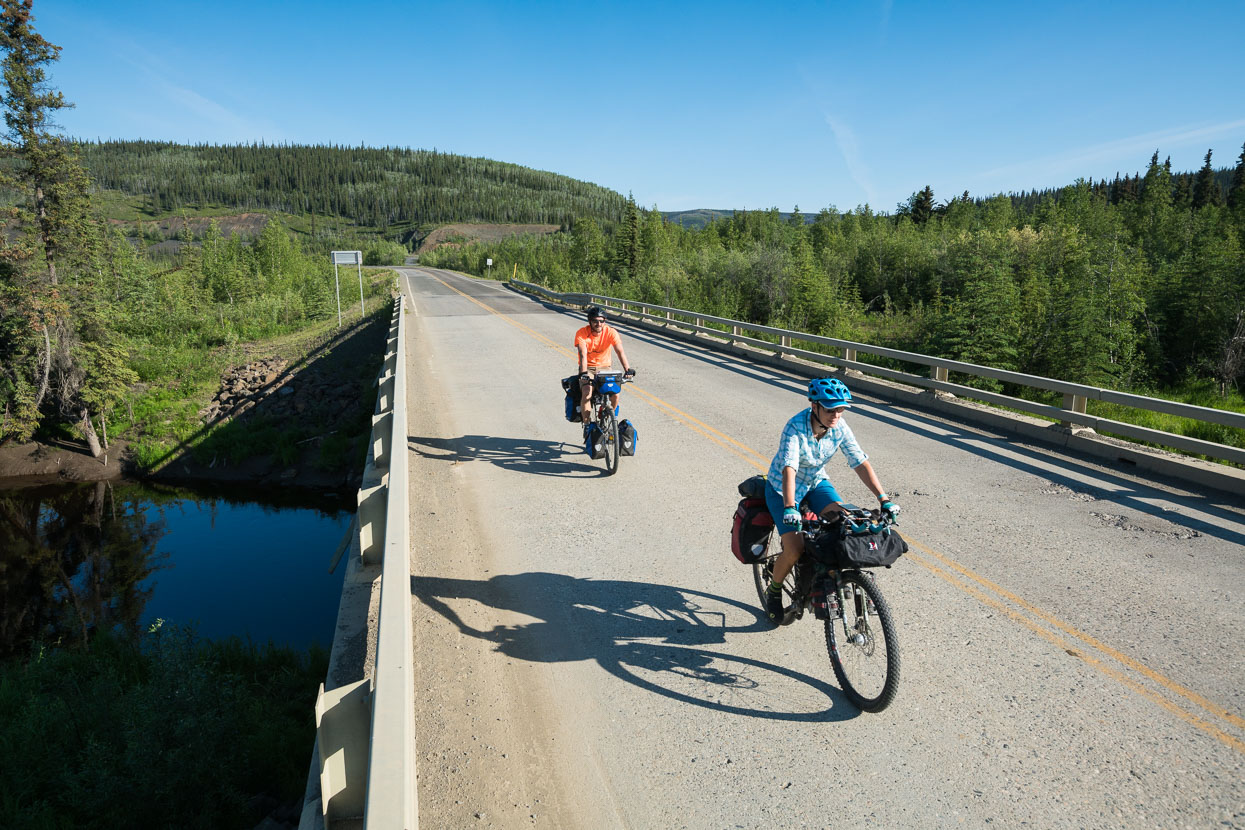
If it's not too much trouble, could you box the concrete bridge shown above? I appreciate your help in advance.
[301,266,1245,829]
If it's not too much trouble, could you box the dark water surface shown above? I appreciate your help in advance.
[0,479,352,658]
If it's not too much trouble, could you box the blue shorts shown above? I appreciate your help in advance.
[765,479,841,534]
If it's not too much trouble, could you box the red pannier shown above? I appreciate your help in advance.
[731,497,774,564]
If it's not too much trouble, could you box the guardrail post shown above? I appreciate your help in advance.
[844,347,857,363]
[932,366,948,383]
[1061,392,1089,429]
[780,334,791,357]
[732,324,741,338]
[376,375,395,417]
[371,412,393,468]
[665,310,671,322]
[357,482,386,566]
[315,679,372,825]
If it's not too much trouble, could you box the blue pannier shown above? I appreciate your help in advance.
[561,375,581,422]
[619,419,637,456]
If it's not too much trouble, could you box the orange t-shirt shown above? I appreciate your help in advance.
[575,324,621,368]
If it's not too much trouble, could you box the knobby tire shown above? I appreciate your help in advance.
[824,570,900,712]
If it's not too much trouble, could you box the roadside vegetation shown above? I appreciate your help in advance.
[422,160,1245,457]
[0,4,401,463]
[0,624,324,829]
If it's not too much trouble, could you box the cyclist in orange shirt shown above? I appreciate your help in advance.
[575,305,634,422]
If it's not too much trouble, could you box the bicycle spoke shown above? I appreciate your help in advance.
[824,571,900,712]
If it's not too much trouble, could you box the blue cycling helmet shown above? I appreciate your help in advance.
[807,377,852,408]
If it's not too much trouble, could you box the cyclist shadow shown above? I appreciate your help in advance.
[408,434,601,477]
[413,571,862,722]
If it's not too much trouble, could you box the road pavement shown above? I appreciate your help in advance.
[400,266,1244,830]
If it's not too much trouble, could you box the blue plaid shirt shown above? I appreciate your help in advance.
[766,408,868,505]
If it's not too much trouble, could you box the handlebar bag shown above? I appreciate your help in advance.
[808,524,907,569]
[731,497,774,564]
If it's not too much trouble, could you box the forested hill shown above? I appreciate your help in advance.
[79,140,629,232]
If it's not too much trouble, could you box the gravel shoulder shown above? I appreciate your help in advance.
[405,299,619,828]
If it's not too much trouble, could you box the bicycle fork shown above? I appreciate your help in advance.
[835,574,876,647]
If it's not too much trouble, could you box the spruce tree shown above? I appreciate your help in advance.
[1227,141,1245,214]
[910,186,935,225]
[1192,149,1223,209]
[0,0,99,444]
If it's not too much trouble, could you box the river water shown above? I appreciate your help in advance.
[0,479,353,659]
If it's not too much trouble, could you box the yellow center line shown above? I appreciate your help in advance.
[414,269,1244,751]
[905,550,1245,753]
[905,537,1245,732]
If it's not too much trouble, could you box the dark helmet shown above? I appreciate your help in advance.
[586,305,606,321]
[807,377,852,408]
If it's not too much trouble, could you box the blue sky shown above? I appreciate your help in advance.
[35,0,1245,213]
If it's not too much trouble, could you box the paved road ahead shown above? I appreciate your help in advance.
[399,267,1244,829]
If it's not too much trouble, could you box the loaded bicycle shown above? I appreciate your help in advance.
[578,371,635,475]
[751,505,905,712]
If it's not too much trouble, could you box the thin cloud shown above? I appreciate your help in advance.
[978,119,1245,183]
[156,81,282,143]
[824,112,879,207]
[77,25,279,142]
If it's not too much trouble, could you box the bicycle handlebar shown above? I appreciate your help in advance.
[799,507,897,535]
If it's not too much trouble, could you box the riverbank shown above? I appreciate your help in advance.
[0,438,131,485]
[0,303,391,493]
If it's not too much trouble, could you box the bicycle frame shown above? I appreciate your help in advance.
[582,373,632,474]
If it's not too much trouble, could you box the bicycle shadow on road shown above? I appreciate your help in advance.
[408,434,606,477]
[413,571,861,722]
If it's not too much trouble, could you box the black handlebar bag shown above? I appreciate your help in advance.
[808,525,907,569]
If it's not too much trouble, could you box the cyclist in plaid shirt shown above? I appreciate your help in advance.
[762,377,900,626]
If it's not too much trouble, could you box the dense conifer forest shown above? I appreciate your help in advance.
[79,140,629,234]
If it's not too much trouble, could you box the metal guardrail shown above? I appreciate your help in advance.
[512,279,1245,467]
[312,296,416,829]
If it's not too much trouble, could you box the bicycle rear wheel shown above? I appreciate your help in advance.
[600,408,620,475]
[824,570,899,712]
[750,536,797,626]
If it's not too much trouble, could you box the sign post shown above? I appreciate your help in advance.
[330,251,364,328]
[486,257,493,279]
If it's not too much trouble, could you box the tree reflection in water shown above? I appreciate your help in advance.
[0,481,167,659]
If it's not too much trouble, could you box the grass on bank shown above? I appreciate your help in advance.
[0,623,326,830]
[121,292,390,475]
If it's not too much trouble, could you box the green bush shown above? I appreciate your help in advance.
[0,625,326,829]
[363,240,408,266]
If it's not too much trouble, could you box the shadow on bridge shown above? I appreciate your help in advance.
[413,571,859,722]
[408,434,609,477]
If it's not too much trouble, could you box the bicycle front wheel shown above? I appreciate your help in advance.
[824,570,899,712]
[600,408,620,475]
